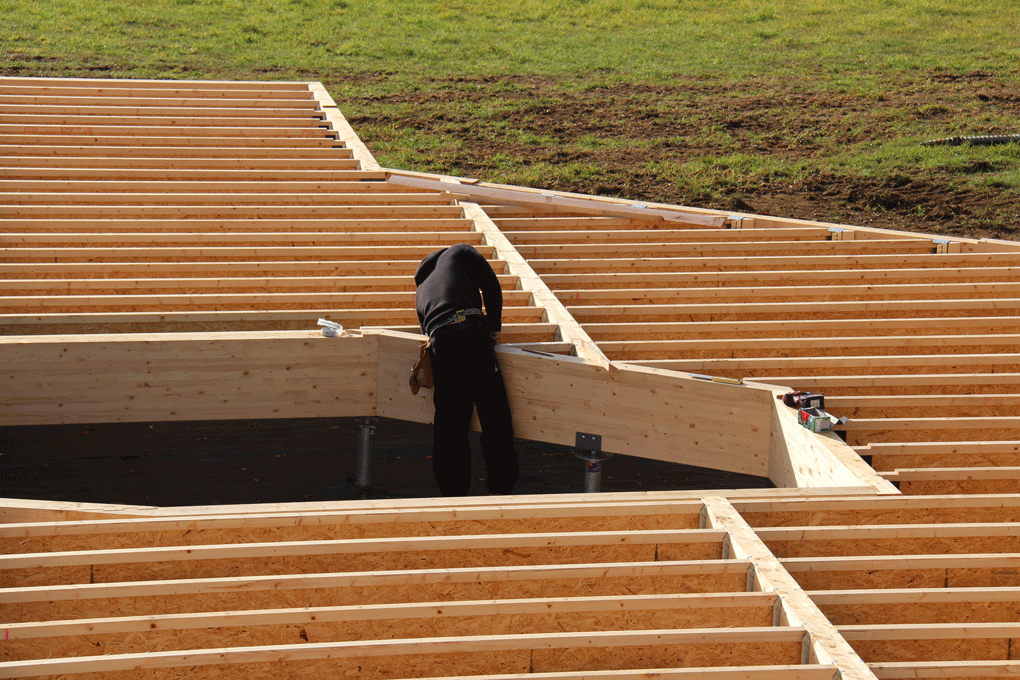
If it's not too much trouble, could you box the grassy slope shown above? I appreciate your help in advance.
[3,0,1019,236]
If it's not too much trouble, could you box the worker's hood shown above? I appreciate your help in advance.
[413,248,447,286]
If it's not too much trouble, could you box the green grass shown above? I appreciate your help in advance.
[4,0,1018,86]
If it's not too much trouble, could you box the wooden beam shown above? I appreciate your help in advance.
[462,200,611,368]
[375,331,774,475]
[843,417,1020,431]
[0,498,706,538]
[598,334,1020,359]
[0,290,531,311]
[757,522,1020,542]
[0,155,362,169]
[4,592,775,639]
[553,282,1020,303]
[702,497,877,680]
[483,240,936,258]
[781,553,1020,572]
[0,168,387,181]
[0,76,313,90]
[526,252,1020,273]
[308,82,382,172]
[0,145,353,159]
[1,191,450,206]
[1,241,491,262]
[0,218,464,232]
[503,228,832,243]
[857,442,1020,456]
[583,317,1020,340]
[0,124,337,138]
[0,180,440,194]
[541,267,1020,287]
[0,529,727,571]
[839,621,1020,640]
[0,230,481,246]
[757,373,1020,390]
[567,298,1020,320]
[809,586,1020,606]
[0,94,320,108]
[0,82,314,97]
[0,559,754,603]
[768,395,896,492]
[0,627,805,678]
[387,172,726,227]
[871,660,1020,679]
[0,330,378,426]
[882,467,1020,481]
[359,668,842,680]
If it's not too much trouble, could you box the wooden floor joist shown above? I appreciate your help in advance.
[4,76,1020,680]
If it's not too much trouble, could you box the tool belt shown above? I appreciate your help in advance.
[427,308,484,339]
[410,309,486,395]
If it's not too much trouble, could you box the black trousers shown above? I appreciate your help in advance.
[429,323,518,496]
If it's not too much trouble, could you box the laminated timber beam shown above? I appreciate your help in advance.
[308,81,382,172]
[0,328,888,488]
[387,170,727,227]
[461,199,611,367]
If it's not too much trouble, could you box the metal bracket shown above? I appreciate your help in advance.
[933,238,954,254]
[828,226,854,241]
[575,432,605,459]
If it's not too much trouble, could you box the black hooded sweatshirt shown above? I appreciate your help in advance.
[414,243,503,336]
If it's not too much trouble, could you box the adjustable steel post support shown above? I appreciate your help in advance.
[356,417,376,488]
[574,432,612,494]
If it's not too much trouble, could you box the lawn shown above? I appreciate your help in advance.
[3,0,1019,237]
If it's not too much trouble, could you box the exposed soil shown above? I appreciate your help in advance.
[347,73,1020,241]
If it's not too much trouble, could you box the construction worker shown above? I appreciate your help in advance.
[414,243,519,496]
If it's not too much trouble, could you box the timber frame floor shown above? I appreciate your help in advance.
[3,77,1020,680]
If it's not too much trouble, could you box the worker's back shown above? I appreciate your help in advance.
[414,243,503,336]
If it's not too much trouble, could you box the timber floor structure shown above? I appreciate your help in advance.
[2,77,1020,680]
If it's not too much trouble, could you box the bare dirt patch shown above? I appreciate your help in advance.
[349,74,1020,241]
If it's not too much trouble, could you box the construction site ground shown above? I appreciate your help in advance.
[349,73,1020,241]
[0,418,773,506]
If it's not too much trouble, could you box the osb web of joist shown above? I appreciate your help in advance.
[3,77,1020,680]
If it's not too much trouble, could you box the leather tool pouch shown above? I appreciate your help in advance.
[408,340,433,394]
